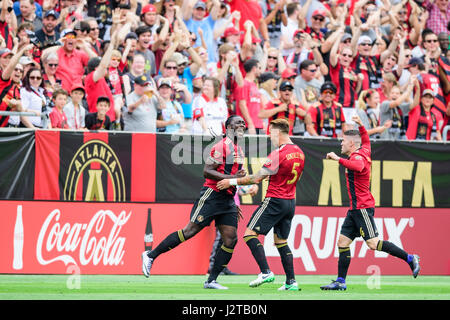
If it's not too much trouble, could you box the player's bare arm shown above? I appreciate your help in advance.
[203,161,246,181]
[217,167,271,190]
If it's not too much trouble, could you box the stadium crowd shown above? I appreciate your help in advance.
[0,0,449,141]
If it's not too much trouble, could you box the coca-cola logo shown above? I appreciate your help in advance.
[36,209,131,267]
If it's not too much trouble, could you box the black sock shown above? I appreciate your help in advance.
[337,247,351,283]
[148,230,185,259]
[276,242,295,284]
[244,235,270,274]
[377,240,408,261]
[207,244,234,282]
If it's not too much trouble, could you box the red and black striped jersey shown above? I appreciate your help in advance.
[330,62,358,108]
[204,137,244,195]
[339,126,375,210]
[263,143,305,199]
[264,99,305,135]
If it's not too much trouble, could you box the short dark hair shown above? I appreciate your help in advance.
[299,59,316,71]
[97,96,110,105]
[422,28,436,41]
[135,25,152,37]
[270,118,290,134]
[243,58,259,73]
[52,88,68,100]
[286,2,299,16]
[225,115,241,129]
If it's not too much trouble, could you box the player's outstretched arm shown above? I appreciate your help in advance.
[352,115,370,150]
[217,168,270,190]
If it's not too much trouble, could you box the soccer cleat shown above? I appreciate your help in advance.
[203,280,228,290]
[409,254,420,278]
[278,281,300,291]
[141,251,153,278]
[320,280,347,291]
[249,272,275,287]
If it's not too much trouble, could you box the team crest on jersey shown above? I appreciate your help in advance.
[197,215,204,222]
[355,155,362,160]
[265,159,272,166]
[213,151,222,159]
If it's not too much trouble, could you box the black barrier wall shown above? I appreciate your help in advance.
[1,130,450,208]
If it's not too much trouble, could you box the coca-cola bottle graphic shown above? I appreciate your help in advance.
[13,205,24,270]
[144,208,153,251]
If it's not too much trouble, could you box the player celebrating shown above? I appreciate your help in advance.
[217,119,305,291]
[320,115,420,291]
[142,115,247,290]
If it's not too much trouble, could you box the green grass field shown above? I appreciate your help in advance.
[1,274,449,300]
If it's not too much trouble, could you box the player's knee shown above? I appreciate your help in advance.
[222,234,238,248]
[366,238,378,250]
[337,237,351,248]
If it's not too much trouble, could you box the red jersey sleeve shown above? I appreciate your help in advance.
[359,125,370,152]
[339,156,365,172]
[308,106,318,123]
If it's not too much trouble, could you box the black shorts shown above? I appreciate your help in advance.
[340,208,379,241]
[247,197,295,239]
[190,187,238,228]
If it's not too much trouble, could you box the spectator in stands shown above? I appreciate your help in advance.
[123,74,165,132]
[258,71,279,112]
[140,4,159,34]
[17,0,43,31]
[261,0,287,48]
[64,83,86,130]
[191,76,228,136]
[305,9,327,43]
[43,28,96,92]
[85,96,112,131]
[236,58,264,134]
[259,80,309,136]
[35,10,60,50]
[262,46,286,76]
[356,89,391,139]
[0,48,13,76]
[0,0,16,50]
[294,59,323,108]
[123,53,152,96]
[307,81,347,138]
[425,0,450,35]
[212,43,243,116]
[406,89,443,141]
[379,77,420,140]
[85,17,103,55]
[17,67,47,129]
[84,30,121,128]
[280,2,305,60]
[41,52,62,99]
[156,77,185,133]
[0,45,32,128]
[329,28,363,115]
[134,25,157,77]
[183,0,221,63]
[49,88,69,129]
[438,32,449,56]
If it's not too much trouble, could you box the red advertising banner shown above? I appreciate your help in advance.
[1,201,449,275]
[0,201,215,275]
[230,206,450,276]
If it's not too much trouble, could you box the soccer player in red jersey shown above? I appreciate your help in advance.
[142,115,247,290]
[218,119,305,291]
[320,115,420,291]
